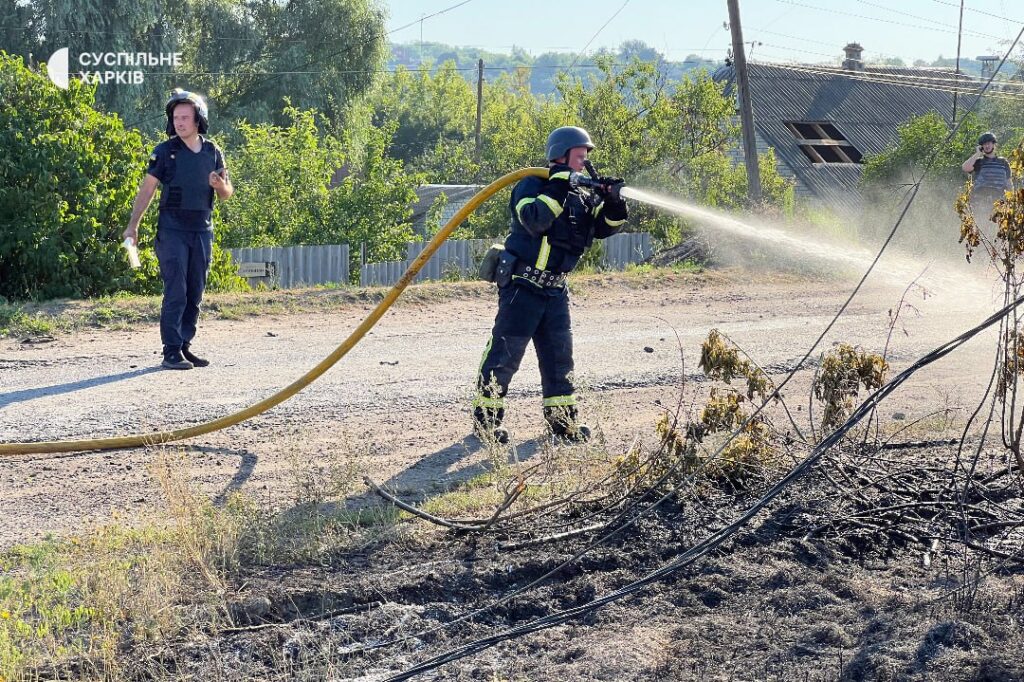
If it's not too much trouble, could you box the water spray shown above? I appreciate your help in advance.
[618,186,989,298]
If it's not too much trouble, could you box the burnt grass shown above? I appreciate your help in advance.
[130,445,1023,682]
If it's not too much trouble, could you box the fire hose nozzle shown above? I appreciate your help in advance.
[569,171,625,198]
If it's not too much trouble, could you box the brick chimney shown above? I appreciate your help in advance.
[842,42,864,71]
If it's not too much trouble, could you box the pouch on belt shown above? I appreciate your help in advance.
[479,243,504,282]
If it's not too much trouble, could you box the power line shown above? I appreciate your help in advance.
[126,60,720,80]
[757,61,989,85]
[37,2,473,46]
[755,60,1024,101]
[384,295,1024,681]
[745,26,907,62]
[854,0,1003,40]
[120,0,479,130]
[568,0,632,70]
[775,0,1003,39]
[328,17,1024,672]
[929,0,1024,27]
[51,26,304,44]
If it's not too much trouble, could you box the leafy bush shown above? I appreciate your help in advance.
[0,54,243,300]
[813,343,888,435]
[0,54,145,300]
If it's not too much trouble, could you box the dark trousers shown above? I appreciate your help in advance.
[154,229,212,354]
[477,281,575,408]
[971,188,1004,222]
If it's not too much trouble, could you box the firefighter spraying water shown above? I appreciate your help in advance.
[472,126,629,445]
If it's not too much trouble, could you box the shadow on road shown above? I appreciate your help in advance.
[0,366,162,409]
[192,445,260,505]
[334,434,547,513]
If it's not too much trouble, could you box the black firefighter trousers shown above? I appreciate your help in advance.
[475,280,577,426]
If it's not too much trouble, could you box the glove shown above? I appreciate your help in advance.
[541,163,574,204]
[596,177,625,202]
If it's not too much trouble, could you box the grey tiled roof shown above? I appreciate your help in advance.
[714,63,960,210]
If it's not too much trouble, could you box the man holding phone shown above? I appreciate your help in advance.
[962,131,1011,222]
[123,89,233,370]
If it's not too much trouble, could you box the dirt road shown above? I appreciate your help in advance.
[0,266,1001,547]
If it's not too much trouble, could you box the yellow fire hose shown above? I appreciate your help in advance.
[0,167,549,456]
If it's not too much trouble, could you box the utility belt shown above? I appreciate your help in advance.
[512,262,567,288]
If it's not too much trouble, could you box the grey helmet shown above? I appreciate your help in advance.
[546,126,595,161]
[978,131,997,146]
[165,88,209,137]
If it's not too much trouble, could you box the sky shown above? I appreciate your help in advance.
[383,0,1023,66]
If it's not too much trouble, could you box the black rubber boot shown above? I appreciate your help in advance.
[544,405,592,444]
[473,406,510,445]
[162,349,194,370]
[181,344,210,368]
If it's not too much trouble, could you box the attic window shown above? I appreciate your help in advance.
[785,121,863,164]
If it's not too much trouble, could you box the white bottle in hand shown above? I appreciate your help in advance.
[122,237,141,269]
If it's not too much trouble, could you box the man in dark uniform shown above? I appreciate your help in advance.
[963,131,1012,221]
[473,126,628,444]
[123,89,233,370]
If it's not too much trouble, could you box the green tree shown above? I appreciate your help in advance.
[859,112,986,248]
[370,62,476,168]
[188,0,387,129]
[218,105,420,280]
[365,53,792,245]
[6,0,387,132]
[0,53,242,300]
[555,56,674,179]
[861,111,983,187]
[218,105,346,247]
[0,53,146,299]
[322,121,420,268]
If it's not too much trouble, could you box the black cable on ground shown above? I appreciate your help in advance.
[385,293,1024,681]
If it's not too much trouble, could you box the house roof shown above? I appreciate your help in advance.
[714,62,961,210]
[409,184,486,233]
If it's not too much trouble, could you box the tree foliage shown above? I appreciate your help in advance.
[1,33,802,301]
[0,53,241,301]
[366,56,793,241]
[7,0,387,132]
[0,53,145,299]
[217,105,420,279]
[861,111,984,188]
[386,39,720,97]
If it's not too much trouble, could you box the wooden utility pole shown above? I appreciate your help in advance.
[727,0,762,204]
[475,59,484,161]
[952,0,965,123]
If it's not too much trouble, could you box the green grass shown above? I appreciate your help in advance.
[0,489,406,679]
[0,526,183,680]
[0,439,410,679]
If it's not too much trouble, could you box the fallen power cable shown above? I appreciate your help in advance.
[331,32,1024,662]
[384,292,1024,681]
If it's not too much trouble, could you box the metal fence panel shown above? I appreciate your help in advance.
[226,244,350,289]
[600,232,653,269]
[232,235,651,290]
[358,234,651,287]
